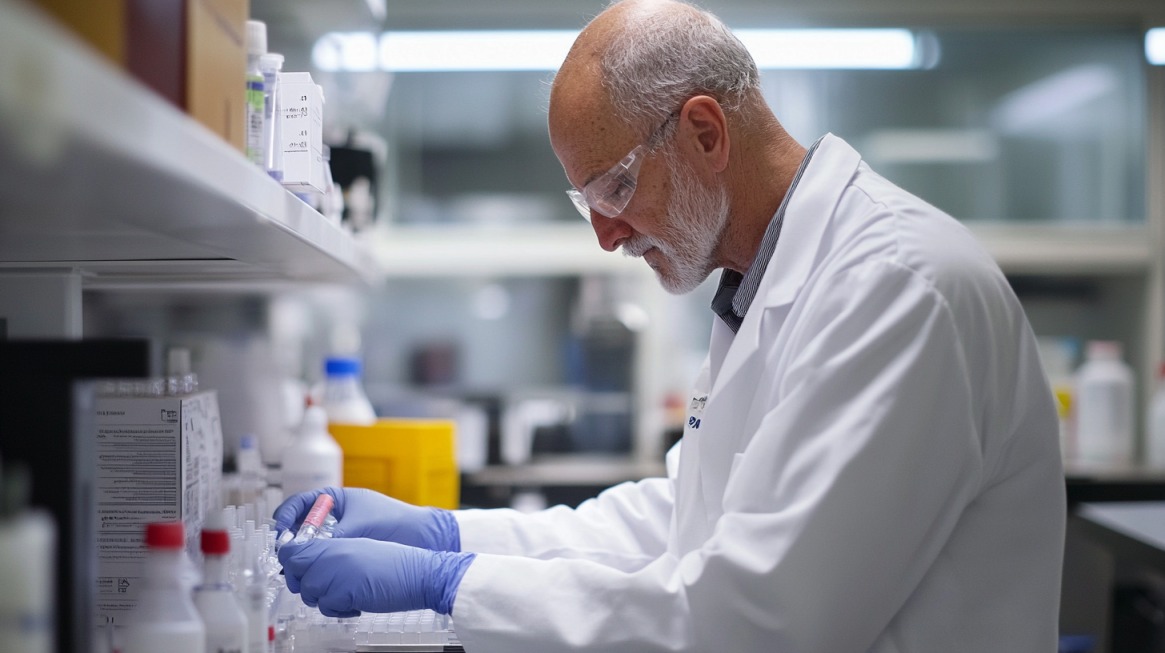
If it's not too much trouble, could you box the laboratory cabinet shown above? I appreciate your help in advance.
[0,5,379,652]
[0,1,382,340]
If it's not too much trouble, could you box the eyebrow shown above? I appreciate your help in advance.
[581,163,609,190]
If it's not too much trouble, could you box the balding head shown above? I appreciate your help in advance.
[550,0,760,156]
[550,0,801,286]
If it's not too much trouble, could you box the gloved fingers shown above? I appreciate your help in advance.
[320,606,361,619]
[272,486,346,536]
[277,538,324,596]
[272,489,325,535]
[298,555,361,617]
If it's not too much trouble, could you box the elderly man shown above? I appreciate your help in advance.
[276,1,1066,650]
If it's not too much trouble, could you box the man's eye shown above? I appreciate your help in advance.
[605,175,634,202]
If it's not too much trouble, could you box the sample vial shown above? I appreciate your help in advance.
[277,493,335,552]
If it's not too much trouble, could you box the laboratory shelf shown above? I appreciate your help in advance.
[969,223,1154,276]
[369,223,646,278]
[370,221,1153,279]
[0,1,382,288]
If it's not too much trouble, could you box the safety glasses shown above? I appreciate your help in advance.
[565,113,676,221]
[566,145,648,221]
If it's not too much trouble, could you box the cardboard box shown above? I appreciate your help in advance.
[92,389,222,625]
[31,0,248,153]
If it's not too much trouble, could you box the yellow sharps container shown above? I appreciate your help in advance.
[327,419,459,509]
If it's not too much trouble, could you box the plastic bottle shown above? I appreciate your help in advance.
[245,21,267,167]
[259,52,285,181]
[193,526,250,653]
[1075,340,1135,466]
[121,522,206,653]
[281,406,343,496]
[1036,336,1081,463]
[1146,362,1165,469]
[0,463,56,653]
[238,536,268,653]
[322,357,377,425]
[237,434,265,506]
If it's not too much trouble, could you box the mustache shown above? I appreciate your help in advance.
[621,234,659,258]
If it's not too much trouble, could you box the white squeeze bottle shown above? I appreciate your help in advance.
[322,357,377,425]
[1147,362,1165,469]
[193,524,249,653]
[122,522,206,653]
[0,464,56,653]
[1075,340,1135,466]
[281,406,343,496]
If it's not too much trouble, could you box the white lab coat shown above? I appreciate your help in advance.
[452,134,1065,652]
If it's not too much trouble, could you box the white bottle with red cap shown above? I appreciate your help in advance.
[1075,340,1135,466]
[193,522,250,653]
[121,522,206,653]
[1147,362,1165,469]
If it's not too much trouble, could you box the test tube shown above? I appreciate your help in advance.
[277,493,334,549]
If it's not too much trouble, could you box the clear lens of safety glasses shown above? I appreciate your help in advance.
[566,145,647,222]
[567,189,592,221]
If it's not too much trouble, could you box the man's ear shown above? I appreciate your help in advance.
[678,95,730,173]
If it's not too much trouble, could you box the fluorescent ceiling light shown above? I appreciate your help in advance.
[313,32,379,72]
[1148,28,1165,65]
[314,28,921,73]
[736,29,917,69]
[381,30,577,72]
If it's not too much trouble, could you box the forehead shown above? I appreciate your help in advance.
[549,72,639,189]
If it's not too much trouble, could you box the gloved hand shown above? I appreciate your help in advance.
[278,537,476,618]
[273,487,461,552]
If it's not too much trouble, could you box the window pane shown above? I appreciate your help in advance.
[766,27,1146,223]
[384,26,1147,225]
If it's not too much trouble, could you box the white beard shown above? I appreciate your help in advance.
[621,152,730,295]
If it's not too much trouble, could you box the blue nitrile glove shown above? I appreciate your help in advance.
[273,487,461,551]
[278,537,476,618]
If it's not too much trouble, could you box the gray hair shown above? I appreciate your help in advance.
[599,1,760,142]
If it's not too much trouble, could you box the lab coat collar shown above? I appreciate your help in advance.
[710,133,861,391]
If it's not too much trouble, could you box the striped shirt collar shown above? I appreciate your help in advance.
[711,136,824,333]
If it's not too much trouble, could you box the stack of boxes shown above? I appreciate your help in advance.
[30,0,249,153]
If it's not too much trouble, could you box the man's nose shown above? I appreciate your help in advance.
[590,211,632,252]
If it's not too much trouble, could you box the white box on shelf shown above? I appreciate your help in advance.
[277,71,326,194]
[93,389,222,625]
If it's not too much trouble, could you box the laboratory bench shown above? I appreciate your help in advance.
[1065,463,1165,505]
[460,454,667,509]
[1062,465,1165,652]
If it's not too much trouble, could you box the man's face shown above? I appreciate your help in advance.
[618,144,730,294]
[554,118,730,295]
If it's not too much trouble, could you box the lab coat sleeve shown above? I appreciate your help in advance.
[455,471,675,571]
[451,260,988,652]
